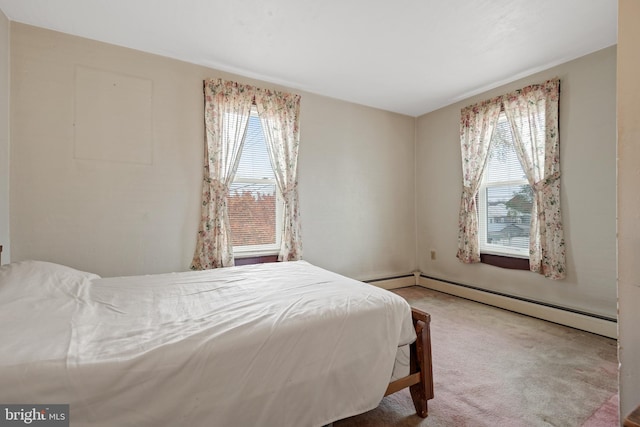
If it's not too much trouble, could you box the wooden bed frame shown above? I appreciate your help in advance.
[383,307,434,417]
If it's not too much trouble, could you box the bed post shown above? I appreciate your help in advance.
[383,307,434,417]
[409,307,434,417]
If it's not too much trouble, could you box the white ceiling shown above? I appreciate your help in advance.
[0,0,617,117]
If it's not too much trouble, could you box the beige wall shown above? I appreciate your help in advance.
[0,11,8,263]
[300,95,416,280]
[416,46,617,319]
[618,0,640,420]
[9,23,416,279]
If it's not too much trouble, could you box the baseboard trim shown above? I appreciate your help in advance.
[366,274,416,290]
[418,276,617,339]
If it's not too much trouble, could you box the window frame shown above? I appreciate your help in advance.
[477,182,531,260]
[229,107,283,257]
[477,113,531,260]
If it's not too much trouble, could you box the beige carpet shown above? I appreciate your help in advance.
[334,287,618,427]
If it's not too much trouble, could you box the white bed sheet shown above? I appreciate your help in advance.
[390,345,411,382]
[0,260,415,427]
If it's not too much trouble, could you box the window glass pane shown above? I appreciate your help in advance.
[486,116,527,183]
[479,112,535,257]
[229,108,280,251]
[228,182,276,246]
[236,115,275,180]
[484,184,532,251]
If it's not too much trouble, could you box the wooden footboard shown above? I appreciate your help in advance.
[383,307,434,418]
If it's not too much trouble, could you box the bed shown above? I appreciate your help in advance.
[0,259,433,426]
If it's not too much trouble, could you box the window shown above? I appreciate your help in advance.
[228,106,282,255]
[457,79,563,277]
[477,111,533,259]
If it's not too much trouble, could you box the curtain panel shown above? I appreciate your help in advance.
[255,88,303,262]
[191,79,255,270]
[456,98,502,263]
[457,78,565,280]
[503,78,565,279]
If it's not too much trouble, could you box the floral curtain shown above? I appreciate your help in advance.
[191,79,255,270]
[255,88,303,261]
[457,98,502,263]
[503,78,565,279]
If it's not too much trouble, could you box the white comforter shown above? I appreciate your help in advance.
[0,260,415,427]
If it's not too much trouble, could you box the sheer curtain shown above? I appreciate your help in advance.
[457,98,502,263]
[255,88,303,261]
[503,78,565,279]
[191,79,255,269]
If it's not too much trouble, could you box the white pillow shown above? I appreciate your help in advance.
[0,260,100,296]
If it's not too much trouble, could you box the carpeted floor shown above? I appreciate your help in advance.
[334,287,618,427]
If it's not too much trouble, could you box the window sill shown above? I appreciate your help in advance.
[480,253,530,271]
[234,254,279,266]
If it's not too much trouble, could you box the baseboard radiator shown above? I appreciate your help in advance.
[417,275,617,339]
[364,272,616,339]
